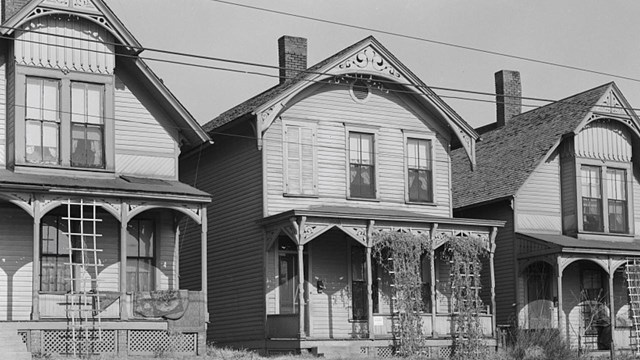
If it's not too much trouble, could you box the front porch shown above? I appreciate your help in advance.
[0,191,209,355]
[262,207,503,352]
[517,232,640,352]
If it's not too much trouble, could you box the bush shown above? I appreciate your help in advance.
[508,329,577,360]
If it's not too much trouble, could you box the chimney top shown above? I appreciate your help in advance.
[278,35,307,85]
[495,70,522,127]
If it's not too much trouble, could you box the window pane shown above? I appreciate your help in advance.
[71,83,85,123]
[138,220,154,257]
[86,85,103,124]
[581,166,601,199]
[349,133,360,163]
[607,168,626,201]
[126,259,137,293]
[138,259,152,292]
[581,166,603,232]
[127,221,139,256]
[42,122,58,163]
[407,139,418,168]
[351,247,365,281]
[85,125,103,167]
[42,80,58,121]
[352,281,367,320]
[609,199,627,233]
[25,121,41,163]
[26,78,41,120]
[361,134,373,165]
[72,124,103,167]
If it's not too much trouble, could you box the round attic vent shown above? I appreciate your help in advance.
[351,80,370,102]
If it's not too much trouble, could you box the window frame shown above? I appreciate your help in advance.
[345,124,379,201]
[126,218,156,293]
[282,118,318,197]
[576,159,633,235]
[14,65,115,173]
[39,214,71,293]
[403,131,437,205]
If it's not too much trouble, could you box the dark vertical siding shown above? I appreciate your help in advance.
[560,139,577,236]
[455,200,515,325]
[180,120,264,345]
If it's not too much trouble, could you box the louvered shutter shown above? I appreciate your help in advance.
[284,123,316,195]
[300,127,315,194]
[286,126,301,194]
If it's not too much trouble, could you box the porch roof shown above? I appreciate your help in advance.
[519,232,640,253]
[0,169,211,202]
[262,206,505,228]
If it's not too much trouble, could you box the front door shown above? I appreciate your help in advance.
[278,252,308,315]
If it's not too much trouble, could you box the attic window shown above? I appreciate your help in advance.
[351,80,370,103]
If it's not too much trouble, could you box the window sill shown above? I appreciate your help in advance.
[14,163,115,178]
[577,231,635,241]
[283,193,319,198]
[405,201,437,207]
[347,197,380,202]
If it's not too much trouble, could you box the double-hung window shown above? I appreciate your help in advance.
[26,78,60,165]
[283,121,316,195]
[349,132,376,199]
[40,215,71,292]
[580,164,629,234]
[71,83,104,168]
[126,219,155,292]
[407,138,433,203]
[351,246,367,320]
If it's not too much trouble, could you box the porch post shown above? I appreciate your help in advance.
[297,243,305,338]
[429,224,438,337]
[556,256,563,337]
[608,258,615,353]
[366,220,375,339]
[120,201,128,320]
[489,227,497,337]
[201,206,208,317]
[31,199,41,320]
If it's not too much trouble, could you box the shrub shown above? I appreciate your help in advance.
[508,328,576,360]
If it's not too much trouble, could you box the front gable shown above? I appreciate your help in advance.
[254,38,479,167]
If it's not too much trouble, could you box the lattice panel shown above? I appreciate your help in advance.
[128,331,196,354]
[376,346,395,358]
[18,331,27,344]
[438,346,452,357]
[42,330,116,354]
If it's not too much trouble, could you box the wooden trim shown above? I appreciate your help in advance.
[366,245,373,339]
[608,257,616,352]
[31,199,41,320]
[119,201,128,320]
[490,226,497,337]
[402,130,438,206]
[297,243,305,338]
[201,206,208,310]
[556,256,563,336]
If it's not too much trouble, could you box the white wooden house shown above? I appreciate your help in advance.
[453,70,640,352]
[180,35,503,356]
[0,0,211,356]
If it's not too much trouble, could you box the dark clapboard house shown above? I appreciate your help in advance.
[180,35,503,356]
[0,0,211,356]
[453,70,640,352]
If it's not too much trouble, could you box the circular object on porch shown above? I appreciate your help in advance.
[350,79,370,103]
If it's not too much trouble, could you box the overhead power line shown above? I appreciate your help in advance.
[209,0,640,84]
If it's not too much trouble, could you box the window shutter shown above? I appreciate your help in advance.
[301,127,315,194]
[286,126,301,194]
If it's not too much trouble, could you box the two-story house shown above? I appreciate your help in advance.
[180,35,503,357]
[0,0,211,356]
[453,70,640,352]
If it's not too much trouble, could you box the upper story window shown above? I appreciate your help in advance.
[407,138,433,203]
[71,82,104,168]
[349,131,376,199]
[26,78,60,165]
[580,164,628,234]
[16,66,114,172]
[283,121,317,196]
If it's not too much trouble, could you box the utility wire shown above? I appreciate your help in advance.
[209,0,640,84]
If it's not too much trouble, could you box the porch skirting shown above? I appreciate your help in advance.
[4,321,206,356]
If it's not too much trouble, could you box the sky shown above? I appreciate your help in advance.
[105,0,640,129]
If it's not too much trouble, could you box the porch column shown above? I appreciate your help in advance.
[430,249,436,337]
[556,256,563,336]
[297,243,305,338]
[31,200,41,320]
[366,246,373,339]
[120,202,128,320]
[201,207,208,317]
[608,258,615,353]
[489,227,497,337]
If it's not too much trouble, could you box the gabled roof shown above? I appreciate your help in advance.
[452,83,613,209]
[202,36,478,161]
[1,0,210,146]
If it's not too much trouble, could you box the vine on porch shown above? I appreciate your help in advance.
[447,234,488,359]
[372,230,431,356]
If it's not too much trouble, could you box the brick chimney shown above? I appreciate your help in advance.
[278,35,307,84]
[1,0,31,23]
[495,70,522,127]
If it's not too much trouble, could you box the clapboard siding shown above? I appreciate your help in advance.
[266,84,451,216]
[560,140,577,235]
[0,48,6,166]
[634,167,640,237]
[0,203,34,321]
[515,151,562,233]
[179,123,265,344]
[114,75,177,179]
[177,217,201,291]
[455,201,515,325]
[14,15,115,74]
[156,209,176,290]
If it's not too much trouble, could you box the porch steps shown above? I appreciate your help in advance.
[625,258,640,356]
[0,328,31,360]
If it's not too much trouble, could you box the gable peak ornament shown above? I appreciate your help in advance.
[339,47,401,79]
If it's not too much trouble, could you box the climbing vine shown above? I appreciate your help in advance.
[372,231,431,356]
[447,234,488,359]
